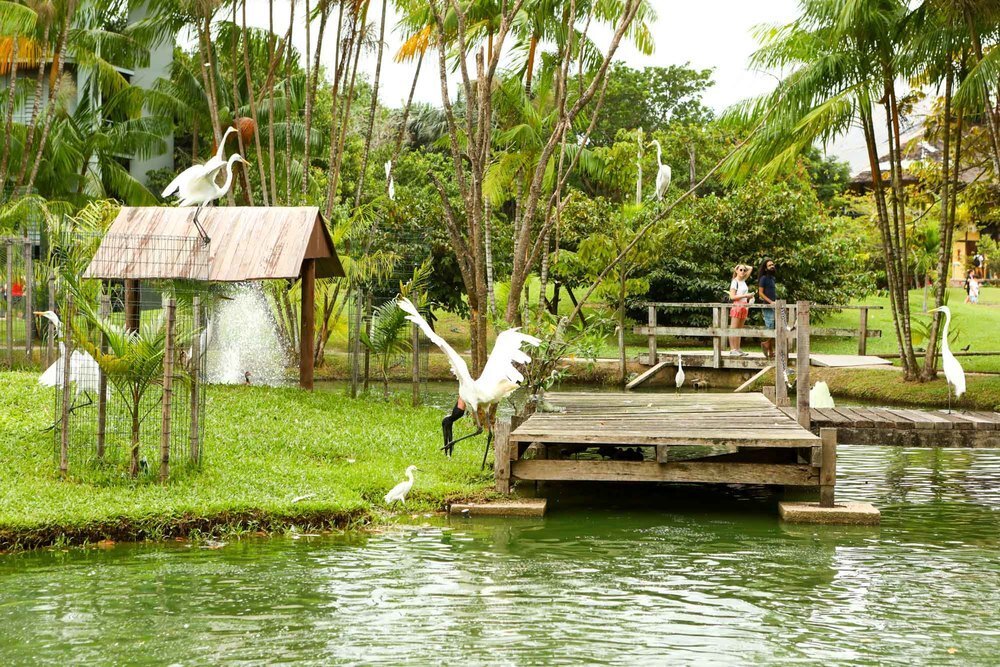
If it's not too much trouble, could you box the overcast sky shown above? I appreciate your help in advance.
[237,0,881,173]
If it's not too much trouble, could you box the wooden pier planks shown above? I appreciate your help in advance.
[510,393,821,449]
[798,406,1000,431]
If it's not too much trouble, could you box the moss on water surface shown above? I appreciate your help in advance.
[0,372,492,549]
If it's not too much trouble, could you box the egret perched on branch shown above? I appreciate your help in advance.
[650,139,671,201]
[385,160,395,201]
[35,310,103,423]
[161,145,249,245]
[384,465,418,505]
[930,306,965,412]
[398,298,541,469]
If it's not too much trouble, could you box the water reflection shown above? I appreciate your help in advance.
[2,446,999,664]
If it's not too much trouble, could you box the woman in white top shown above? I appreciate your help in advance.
[728,264,753,355]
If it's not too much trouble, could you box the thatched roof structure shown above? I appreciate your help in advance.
[83,207,344,282]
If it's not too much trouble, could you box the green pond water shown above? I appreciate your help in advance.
[2,446,1000,665]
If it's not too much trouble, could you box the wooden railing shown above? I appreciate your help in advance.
[636,302,884,361]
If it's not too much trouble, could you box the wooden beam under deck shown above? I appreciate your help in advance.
[511,460,820,486]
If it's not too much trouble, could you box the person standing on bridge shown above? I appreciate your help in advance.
[728,264,753,356]
[758,258,778,360]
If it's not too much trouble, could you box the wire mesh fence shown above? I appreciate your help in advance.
[2,235,52,369]
[52,289,209,482]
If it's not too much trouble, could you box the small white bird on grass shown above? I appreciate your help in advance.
[35,310,104,427]
[384,465,418,505]
[930,305,966,412]
[675,353,685,391]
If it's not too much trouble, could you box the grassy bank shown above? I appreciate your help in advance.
[0,372,493,550]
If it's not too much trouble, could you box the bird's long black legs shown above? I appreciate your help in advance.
[948,385,952,414]
[441,427,483,452]
[192,205,211,245]
[480,429,494,471]
[441,403,466,457]
[40,392,96,432]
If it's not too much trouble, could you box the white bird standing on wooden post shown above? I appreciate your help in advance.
[161,143,249,245]
[398,298,540,469]
[35,310,103,419]
[384,465,418,504]
[650,139,671,201]
[675,353,685,391]
[930,306,966,412]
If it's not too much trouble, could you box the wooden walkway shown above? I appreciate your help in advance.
[495,393,835,501]
[635,350,891,372]
[783,406,1000,447]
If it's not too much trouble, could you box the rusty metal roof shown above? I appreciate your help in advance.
[83,207,345,282]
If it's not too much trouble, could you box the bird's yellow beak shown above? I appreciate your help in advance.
[33,311,44,316]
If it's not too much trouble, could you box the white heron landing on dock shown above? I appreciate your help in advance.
[929,306,966,412]
[398,298,540,469]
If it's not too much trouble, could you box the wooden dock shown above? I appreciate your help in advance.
[783,406,1000,447]
[494,392,835,502]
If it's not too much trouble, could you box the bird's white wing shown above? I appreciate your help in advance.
[480,328,541,387]
[161,165,203,197]
[70,350,102,392]
[38,358,64,387]
[397,298,472,385]
[384,479,410,503]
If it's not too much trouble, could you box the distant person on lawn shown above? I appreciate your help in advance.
[973,251,985,279]
[757,258,778,359]
[728,264,753,356]
[969,272,980,304]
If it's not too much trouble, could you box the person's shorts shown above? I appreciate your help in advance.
[762,307,775,329]
[729,305,748,319]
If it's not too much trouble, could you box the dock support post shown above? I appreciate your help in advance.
[647,305,657,364]
[494,418,512,493]
[160,298,176,483]
[858,307,869,356]
[775,300,789,406]
[796,301,811,429]
[124,279,141,333]
[819,427,837,507]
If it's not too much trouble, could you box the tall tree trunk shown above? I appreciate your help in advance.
[963,6,1000,178]
[230,0,252,204]
[267,0,279,202]
[0,34,21,194]
[26,0,77,192]
[303,0,329,198]
[242,0,270,205]
[392,50,424,163]
[329,1,369,211]
[485,200,496,316]
[15,23,50,187]
[353,0,389,208]
[323,0,348,216]
[283,0,296,204]
[524,35,538,94]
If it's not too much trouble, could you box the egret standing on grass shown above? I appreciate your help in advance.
[398,298,541,468]
[35,310,102,419]
[384,465,418,505]
[650,139,671,201]
[930,306,966,412]
[161,149,249,245]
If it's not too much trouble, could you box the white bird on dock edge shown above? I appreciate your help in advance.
[675,353,685,391]
[929,306,966,412]
[809,381,835,408]
[384,465,418,504]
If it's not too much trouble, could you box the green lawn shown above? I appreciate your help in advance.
[0,372,493,550]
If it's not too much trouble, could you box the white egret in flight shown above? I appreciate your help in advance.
[650,139,671,201]
[398,298,540,468]
[384,465,418,504]
[929,306,966,412]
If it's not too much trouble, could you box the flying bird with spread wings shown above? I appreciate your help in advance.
[398,298,540,468]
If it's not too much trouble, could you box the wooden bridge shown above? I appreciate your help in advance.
[494,392,837,505]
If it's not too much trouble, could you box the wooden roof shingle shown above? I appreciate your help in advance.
[83,207,345,282]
